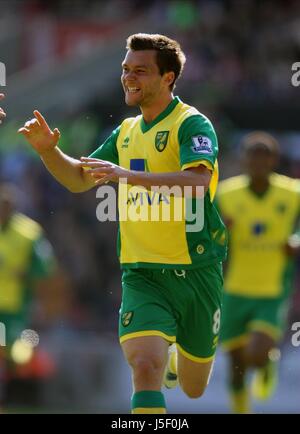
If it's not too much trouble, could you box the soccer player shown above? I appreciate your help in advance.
[0,93,6,124]
[0,183,56,410]
[18,33,227,414]
[217,132,300,414]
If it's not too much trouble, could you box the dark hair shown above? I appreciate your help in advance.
[126,33,186,91]
[241,131,280,155]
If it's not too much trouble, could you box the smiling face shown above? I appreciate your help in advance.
[121,49,174,108]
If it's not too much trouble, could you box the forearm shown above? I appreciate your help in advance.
[81,158,211,196]
[40,147,93,193]
[124,169,209,196]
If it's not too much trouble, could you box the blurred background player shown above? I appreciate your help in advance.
[0,182,56,412]
[217,132,300,413]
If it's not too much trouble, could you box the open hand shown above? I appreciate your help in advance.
[80,157,129,184]
[18,110,60,154]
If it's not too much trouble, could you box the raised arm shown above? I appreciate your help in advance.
[18,110,95,193]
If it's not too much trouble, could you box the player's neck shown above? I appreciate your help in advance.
[141,94,174,124]
[249,177,270,195]
[0,210,13,227]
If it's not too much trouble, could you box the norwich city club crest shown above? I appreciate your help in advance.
[122,311,134,327]
[155,131,169,152]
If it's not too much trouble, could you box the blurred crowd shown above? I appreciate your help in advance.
[1,0,300,103]
[162,0,300,104]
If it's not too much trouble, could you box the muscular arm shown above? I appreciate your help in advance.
[123,166,211,196]
[39,147,95,193]
[80,157,212,197]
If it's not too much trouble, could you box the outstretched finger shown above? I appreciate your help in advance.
[0,93,4,100]
[80,156,108,163]
[80,159,111,165]
[18,127,30,136]
[33,110,50,130]
[94,175,111,185]
[80,163,112,170]
[90,168,114,176]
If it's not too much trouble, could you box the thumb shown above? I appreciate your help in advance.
[53,128,61,140]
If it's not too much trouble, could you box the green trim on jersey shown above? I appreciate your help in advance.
[185,195,228,268]
[140,97,180,133]
[89,125,120,164]
[30,237,56,279]
[178,114,218,168]
[89,97,227,269]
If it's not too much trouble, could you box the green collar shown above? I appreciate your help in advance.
[140,96,180,133]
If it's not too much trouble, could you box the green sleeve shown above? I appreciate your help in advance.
[178,115,218,168]
[29,237,56,280]
[89,126,120,164]
[213,195,222,214]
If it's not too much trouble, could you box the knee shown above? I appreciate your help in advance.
[252,355,269,368]
[129,356,165,380]
[245,349,269,368]
[180,382,207,399]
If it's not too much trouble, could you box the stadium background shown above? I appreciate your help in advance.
[0,0,299,413]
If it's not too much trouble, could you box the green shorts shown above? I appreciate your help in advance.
[119,262,223,362]
[220,292,289,351]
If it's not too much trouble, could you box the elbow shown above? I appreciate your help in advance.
[201,172,212,193]
[202,179,211,194]
[191,179,210,198]
[191,187,209,199]
[184,167,211,197]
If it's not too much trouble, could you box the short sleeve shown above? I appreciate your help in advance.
[89,126,120,164]
[178,115,218,168]
[181,160,213,171]
[30,236,56,279]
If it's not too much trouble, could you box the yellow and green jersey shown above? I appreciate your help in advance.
[217,174,300,298]
[0,213,55,314]
[90,96,227,269]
